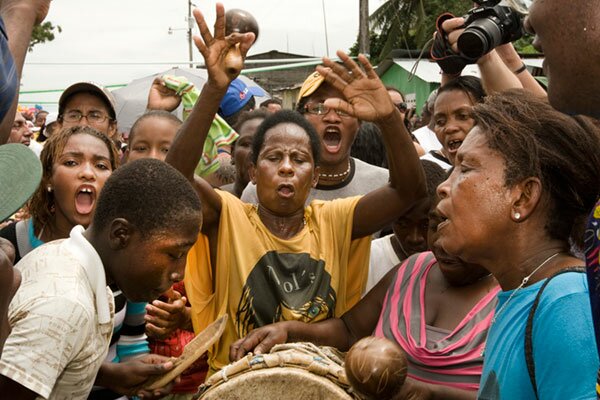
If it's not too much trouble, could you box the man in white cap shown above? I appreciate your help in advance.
[57,82,118,140]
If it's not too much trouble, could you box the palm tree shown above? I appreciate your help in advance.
[368,0,469,59]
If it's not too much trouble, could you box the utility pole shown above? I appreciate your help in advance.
[187,0,193,68]
[359,0,370,57]
[321,0,330,57]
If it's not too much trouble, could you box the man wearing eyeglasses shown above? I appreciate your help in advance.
[57,82,118,140]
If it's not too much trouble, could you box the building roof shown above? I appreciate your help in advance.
[378,57,545,83]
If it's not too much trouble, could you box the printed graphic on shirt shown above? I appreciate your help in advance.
[236,251,336,335]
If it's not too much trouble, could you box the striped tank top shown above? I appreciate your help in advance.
[374,251,500,391]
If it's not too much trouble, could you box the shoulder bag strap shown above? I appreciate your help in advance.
[525,266,586,398]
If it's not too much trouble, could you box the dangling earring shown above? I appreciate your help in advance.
[514,212,521,220]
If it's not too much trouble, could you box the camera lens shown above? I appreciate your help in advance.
[458,18,502,59]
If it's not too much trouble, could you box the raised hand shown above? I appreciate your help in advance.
[229,322,289,362]
[316,51,396,122]
[191,3,255,89]
[146,77,181,112]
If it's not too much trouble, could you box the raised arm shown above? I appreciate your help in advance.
[0,0,51,143]
[317,51,427,239]
[165,3,254,231]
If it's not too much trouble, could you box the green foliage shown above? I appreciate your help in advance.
[513,35,540,54]
[350,1,541,63]
[29,21,62,52]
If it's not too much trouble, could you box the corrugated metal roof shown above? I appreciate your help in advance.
[390,59,481,83]
[387,57,544,83]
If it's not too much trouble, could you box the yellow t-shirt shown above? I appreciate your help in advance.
[184,191,371,372]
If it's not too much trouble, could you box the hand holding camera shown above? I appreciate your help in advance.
[431,0,525,75]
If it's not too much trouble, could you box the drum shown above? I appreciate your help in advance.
[195,342,362,399]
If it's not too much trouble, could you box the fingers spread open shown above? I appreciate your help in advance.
[214,3,225,40]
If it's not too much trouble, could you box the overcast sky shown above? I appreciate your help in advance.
[19,0,383,111]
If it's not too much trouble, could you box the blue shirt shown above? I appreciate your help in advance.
[0,16,17,123]
[478,272,598,399]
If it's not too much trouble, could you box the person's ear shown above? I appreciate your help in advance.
[510,177,542,222]
[312,166,320,188]
[108,218,133,249]
[249,162,257,184]
[107,120,118,140]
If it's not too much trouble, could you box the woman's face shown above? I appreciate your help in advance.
[250,123,318,215]
[49,134,114,229]
[233,117,264,187]
[433,90,476,165]
[126,117,179,163]
[435,129,513,262]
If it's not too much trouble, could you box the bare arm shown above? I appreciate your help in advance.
[0,375,37,400]
[316,52,427,239]
[0,0,50,143]
[495,43,547,97]
[164,4,254,232]
[229,261,398,361]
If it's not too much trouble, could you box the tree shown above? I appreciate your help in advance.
[29,21,61,51]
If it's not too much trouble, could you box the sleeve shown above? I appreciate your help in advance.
[533,286,599,399]
[0,296,90,399]
[116,301,149,362]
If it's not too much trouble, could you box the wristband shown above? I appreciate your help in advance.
[514,63,528,75]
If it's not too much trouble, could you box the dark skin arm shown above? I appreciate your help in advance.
[0,375,37,400]
[164,4,254,237]
[317,52,427,240]
[229,262,398,360]
[0,0,50,143]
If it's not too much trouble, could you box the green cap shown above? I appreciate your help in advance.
[0,144,42,222]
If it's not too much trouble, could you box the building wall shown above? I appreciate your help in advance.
[380,64,438,114]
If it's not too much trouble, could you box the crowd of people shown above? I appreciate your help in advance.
[0,0,599,399]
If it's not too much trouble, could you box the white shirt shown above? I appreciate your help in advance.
[0,226,114,400]
[365,234,402,295]
[412,125,442,153]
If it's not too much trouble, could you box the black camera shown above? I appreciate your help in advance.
[457,0,524,59]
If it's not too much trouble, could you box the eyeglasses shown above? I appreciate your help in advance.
[304,102,350,117]
[395,102,408,113]
[61,110,111,124]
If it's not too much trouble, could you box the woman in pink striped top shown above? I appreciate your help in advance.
[231,206,499,399]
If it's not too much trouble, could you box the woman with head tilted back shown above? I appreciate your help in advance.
[165,4,426,373]
[0,125,118,262]
[436,90,600,399]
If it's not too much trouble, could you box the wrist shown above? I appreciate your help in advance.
[0,4,36,25]
[513,63,528,75]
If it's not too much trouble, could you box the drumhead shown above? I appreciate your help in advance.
[199,367,353,399]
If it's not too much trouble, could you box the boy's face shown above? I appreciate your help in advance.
[110,219,200,302]
[125,116,179,163]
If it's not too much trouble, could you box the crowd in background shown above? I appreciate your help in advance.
[0,1,600,400]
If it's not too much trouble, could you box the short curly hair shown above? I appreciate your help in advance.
[250,109,321,167]
[472,89,600,245]
[92,158,201,238]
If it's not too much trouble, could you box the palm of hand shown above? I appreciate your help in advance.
[343,84,394,121]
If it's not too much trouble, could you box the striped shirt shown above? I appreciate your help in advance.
[374,251,499,391]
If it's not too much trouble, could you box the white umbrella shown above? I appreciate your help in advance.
[112,67,270,133]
